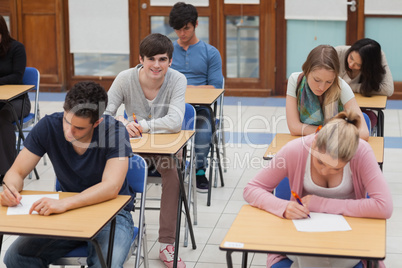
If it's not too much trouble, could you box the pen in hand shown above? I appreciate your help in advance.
[132,113,142,137]
[291,190,310,218]
[2,182,23,206]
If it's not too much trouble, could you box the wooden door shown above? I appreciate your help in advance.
[17,0,65,91]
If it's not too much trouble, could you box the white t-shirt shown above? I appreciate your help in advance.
[303,149,355,200]
[286,72,355,105]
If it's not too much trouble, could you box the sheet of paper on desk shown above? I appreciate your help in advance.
[130,136,142,140]
[7,194,60,215]
[292,212,351,232]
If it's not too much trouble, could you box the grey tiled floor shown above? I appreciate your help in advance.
[1,98,401,268]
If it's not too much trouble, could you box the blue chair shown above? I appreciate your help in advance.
[19,67,41,129]
[272,177,363,268]
[14,67,43,180]
[363,112,371,134]
[51,154,149,268]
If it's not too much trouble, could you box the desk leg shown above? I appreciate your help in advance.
[106,217,116,267]
[377,110,384,137]
[367,260,379,268]
[207,103,224,207]
[6,102,25,147]
[173,155,197,268]
[0,234,3,254]
[91,239,108,268]
[213,101,224,188]
[90,217,116,268]
[7,100,40,180]
[241,252,248,268]
[226,251,233,268]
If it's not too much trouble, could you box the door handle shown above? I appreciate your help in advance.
[347,0,356,12]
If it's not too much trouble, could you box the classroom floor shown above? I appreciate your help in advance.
[1,93,402,268]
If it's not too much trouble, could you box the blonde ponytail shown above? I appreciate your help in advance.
[315,111,360,162]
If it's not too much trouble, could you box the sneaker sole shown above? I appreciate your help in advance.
[196,188,208,193]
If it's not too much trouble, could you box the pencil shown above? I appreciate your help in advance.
[2,182,23,206]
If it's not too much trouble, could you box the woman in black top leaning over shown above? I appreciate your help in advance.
[0,15,30,182]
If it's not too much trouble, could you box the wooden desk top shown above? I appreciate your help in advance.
[355,93,387,110]
[263,133,384,163]
[130,130,195,155]
[0,85,34,101]
[185,87,225,105]
[0,191,131,240]
[220,205,386,261]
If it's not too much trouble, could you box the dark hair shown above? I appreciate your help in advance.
[345,38,386,97]
[0,15,14,58]
[63,81,108,124]
[139,33,173,60]
[169,2,198,30]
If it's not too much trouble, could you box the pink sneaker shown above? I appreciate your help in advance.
[159,244,186,268]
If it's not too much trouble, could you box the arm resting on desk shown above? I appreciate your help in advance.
[52,157,129,213]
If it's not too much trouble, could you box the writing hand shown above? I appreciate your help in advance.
[126,121,143,138]
[30,197,67,216]
[1,184,22,207]
[284,201,311,219]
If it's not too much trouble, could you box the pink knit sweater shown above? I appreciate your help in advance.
[243,134,393,267]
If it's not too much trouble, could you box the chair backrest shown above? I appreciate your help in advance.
[126,154,148,268]
[127,154,148,194]
[362,112,371,134]
[274,177,291,200]
[182,103,196,131]
[22,67,40,124]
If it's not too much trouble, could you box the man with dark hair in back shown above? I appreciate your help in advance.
[169,2,224,193]
[1,81,135,268]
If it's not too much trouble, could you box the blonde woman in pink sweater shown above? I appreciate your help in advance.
[244,111,393,268]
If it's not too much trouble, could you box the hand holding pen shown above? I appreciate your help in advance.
[2,182,23,207]
[124,113,143,137]
[291,191,311,218]
[132,113,142,137]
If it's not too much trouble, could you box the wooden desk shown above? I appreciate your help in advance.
[185,87,225,206]
[130,131,195,155]
[185,87,225,105]
[263,133,384,165]
[0,190,131,268]
[131,131,196,268]
[220,205,386,268]
[0,85,38,178]
[355,93,387,137]
[0,85,34,101]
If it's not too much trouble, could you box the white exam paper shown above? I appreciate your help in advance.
[292,212,352,232]
[7,194,60,215]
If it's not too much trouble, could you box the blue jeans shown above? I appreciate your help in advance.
[194,106,213,170]
[4,209,134,268]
